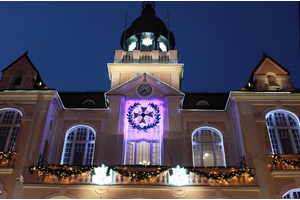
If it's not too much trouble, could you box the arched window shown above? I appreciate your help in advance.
[61,125,95,165]
[266,110,300,154]
[192,127,225,167]
[283,189,300,199]
[0,108,22,151]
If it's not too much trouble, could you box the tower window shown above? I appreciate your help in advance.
[266,110,300,154]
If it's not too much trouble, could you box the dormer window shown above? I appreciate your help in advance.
[13,73,23,85]
[267,75,278,86]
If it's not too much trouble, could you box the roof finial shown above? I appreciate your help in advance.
[142,1,156,16]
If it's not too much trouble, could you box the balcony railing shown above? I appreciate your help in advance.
[26,164,256,186]
[114,50,178,64]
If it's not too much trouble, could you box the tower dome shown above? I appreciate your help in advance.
[120,1,175,52]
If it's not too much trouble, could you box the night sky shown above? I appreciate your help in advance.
[0,1,299,93]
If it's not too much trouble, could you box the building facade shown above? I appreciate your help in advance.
[0,2,300,199]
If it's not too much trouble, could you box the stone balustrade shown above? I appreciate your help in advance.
[114,50,178,64]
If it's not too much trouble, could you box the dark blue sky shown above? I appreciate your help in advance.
[0,1,299,92]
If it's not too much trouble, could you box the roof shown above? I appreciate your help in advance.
[248,52,290,84]
[58,91,107,109]
[182,92,229,110]
[2,52,49,89]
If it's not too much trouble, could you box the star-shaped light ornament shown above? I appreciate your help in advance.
[142,38,153,46]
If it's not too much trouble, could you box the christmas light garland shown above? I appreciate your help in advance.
[127,102,161,132]
[27,165,95,178]
[186,167,255,181]
[106,165,172,181]
[270,155,300,167]
[0,151,17,160]
[27,164,254,184]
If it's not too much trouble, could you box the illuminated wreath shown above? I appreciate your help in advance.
[127,102,161,132]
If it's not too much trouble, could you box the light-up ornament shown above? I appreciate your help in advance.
[127,102,160,132]
[142,38,153,46]
[128,42,136,51]
[170,165,189,186]
[159,42,167,52]
[93,164,112,185]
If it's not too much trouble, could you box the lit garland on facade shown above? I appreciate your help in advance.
[0,151,17,160]
[106,166,172,181]
[270,155,300,167]
[127,102,161,132]
[186,167,255,181]
[27,165,95,178]
[27,164,254,184]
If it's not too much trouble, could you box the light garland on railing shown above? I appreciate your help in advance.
[106,165,173,181]
[270,155,300,167]
[0,151,17,160]
[27,165,95,178]
[186,167,255,182]
[27,164,254,184]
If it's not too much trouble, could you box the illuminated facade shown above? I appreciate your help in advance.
[0,2,300,199]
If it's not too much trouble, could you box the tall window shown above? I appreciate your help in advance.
[61,125,95,165]
[192,127,225,167]
[283,189,300,199]
[266,110,300,154]
[124,101,163,165]
[0,109,22,151]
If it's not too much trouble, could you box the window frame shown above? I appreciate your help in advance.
[61,125,96,165]
[266,110,300,154]
[0,108,22,151]
[283,188,300,199]
[191,126,226,167]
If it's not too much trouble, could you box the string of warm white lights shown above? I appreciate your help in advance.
[27,164,254,184]
[0,151,17,160]
[27,165,95,178]
[106,166,172,181]
[270,155,300,167]
[186,167,255,181]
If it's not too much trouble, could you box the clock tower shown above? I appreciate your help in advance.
[104,2,184,166]
[107,1,183,91]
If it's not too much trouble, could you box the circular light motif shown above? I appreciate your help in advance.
[142,38,153,46]
[127,102,160,132]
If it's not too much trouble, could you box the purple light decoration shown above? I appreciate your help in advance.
[123,99,164,165]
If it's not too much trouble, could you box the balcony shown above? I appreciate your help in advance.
[0,151,18,174]
[26,164,256,187]
[114,50,178,64]
[268,154,300,177]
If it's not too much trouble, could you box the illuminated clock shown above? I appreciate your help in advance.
[138,84,152,96]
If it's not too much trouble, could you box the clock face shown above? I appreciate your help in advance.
[138,84,152,96]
